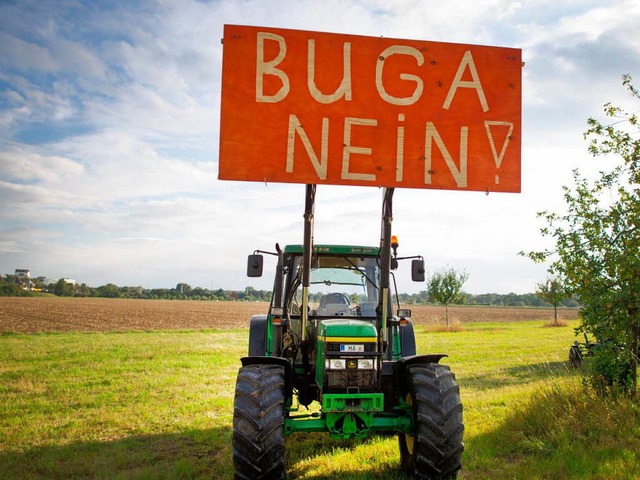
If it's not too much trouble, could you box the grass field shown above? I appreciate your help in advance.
[1,299,638,479]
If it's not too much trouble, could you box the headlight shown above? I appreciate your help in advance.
[357,359,375,370]
[326,359,346,370]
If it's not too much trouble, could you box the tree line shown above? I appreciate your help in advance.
[395,291,578,308]
[0,276,273,302]
[1,274,579,307]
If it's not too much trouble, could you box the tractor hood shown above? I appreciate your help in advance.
[318,319,378,340]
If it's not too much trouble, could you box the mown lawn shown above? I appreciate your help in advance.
[0,321,638,479]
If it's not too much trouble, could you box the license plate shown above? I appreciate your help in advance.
[340,344,364,353]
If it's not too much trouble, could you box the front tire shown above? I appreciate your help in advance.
[399,363,464,480]
[232,364,286,480]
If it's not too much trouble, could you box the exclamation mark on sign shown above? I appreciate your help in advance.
[396,113,405,182]
[485,121,514,185]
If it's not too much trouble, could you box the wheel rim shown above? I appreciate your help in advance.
[404,392,415,454]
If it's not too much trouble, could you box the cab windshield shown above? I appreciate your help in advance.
[290,255,380,318]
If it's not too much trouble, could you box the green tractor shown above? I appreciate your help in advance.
[232,186,464,479]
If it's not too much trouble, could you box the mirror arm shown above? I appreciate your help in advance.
[253,249,278,256]
[395,255,423,261]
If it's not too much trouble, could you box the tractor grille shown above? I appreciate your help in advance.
[323,339,379,391]
[326,369,377,390]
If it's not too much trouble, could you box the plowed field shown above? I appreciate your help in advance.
[0,297,579,334]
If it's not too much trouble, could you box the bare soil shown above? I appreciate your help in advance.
[0,297,578,334]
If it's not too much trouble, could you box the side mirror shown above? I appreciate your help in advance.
[247,254,264,277]
[411,259,425,282]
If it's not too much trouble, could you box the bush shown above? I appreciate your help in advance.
[0,283,31,296]
[587,344,636,396]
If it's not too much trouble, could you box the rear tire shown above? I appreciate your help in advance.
[232,364,286,480]
[399,363,464,480]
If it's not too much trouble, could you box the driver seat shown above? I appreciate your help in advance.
[317,293,350,316]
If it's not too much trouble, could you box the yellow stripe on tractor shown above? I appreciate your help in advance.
[319,336,378,343]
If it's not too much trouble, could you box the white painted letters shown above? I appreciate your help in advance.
[256,32,290,103]
[342,117,377,181]
[424,122,468,188]
[376,46,424,106]
[242,29,518,190]
[257,37,490,113]
[484,121,513,168]
[485,120,514,185]
[286,114,329,179]
[308,39,352,104]
[443,50,489,112]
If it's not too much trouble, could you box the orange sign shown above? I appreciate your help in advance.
[219,25,522,193]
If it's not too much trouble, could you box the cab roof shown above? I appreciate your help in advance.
[284,244,379,256]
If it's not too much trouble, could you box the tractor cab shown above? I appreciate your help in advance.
[286,245,381,328]
[289,246,381,319]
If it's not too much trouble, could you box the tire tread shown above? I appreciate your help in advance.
[232,364,286,480]
[399,363,464,480]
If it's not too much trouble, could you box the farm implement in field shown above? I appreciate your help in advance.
[569,333,598,368]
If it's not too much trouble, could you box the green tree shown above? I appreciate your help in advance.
[76,283,93,297]
[536,277,566,325]
[524,75,640,396]
[95,283,122,298]
[427,268,469,326]
[31,277,44,291]
[0,275,30,296]
[244,286,256,300]
[53,279,75,297]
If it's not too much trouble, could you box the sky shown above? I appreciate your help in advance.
[1,0,639,295]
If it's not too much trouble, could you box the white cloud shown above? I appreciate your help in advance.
[0,0,637,292]
[0,240,26,254]
[0,146,85,183]
[0,179,78,207]
[0,32,58,71]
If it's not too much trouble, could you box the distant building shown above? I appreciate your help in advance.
[15,269,31,290]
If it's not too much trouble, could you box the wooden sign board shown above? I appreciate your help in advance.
[219,25,522,193]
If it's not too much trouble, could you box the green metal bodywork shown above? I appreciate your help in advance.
[265,312,275,356]
[324,393,383,438]
[317,319,378,338]
[284,393,413,439]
